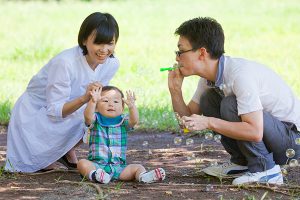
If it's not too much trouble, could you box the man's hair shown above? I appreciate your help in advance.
[175,17,225,59]
[78,12,119,55]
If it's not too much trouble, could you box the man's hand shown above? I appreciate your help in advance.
[168,68,184,94]
[182,114,210,131]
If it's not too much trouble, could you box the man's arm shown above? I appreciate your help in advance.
[209,110,263,142]
[168,68,201,117]
[183,110,263,142]
[170,89,191,116]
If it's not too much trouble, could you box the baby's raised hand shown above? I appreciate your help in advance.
[90,87,102,103]
[123,90,136,108]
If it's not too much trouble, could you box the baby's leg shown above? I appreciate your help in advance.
[77,159,96,177]
[77,159,111,184]
[119,164,146,181]
[139,168,166,183]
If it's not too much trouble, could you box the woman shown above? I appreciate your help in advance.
[5,12,120,172]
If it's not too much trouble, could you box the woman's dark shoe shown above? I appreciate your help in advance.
[57,155,77,170]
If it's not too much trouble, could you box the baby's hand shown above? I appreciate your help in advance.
[123,90,136,108]
[90,87,102,103]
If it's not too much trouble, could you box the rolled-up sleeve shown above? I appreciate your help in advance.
[233,76,262,115]
[46,60,71,120]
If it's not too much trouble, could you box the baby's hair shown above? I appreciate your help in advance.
[102,86,124,97]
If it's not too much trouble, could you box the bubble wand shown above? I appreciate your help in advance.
[160,64,181,72]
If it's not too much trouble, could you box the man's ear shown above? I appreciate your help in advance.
[198,47,209,60]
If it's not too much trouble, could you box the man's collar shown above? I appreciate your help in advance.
[207,55,225,87]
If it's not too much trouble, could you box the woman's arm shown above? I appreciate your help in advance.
[62,82,102,118]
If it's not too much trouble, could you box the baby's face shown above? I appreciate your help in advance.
[97,90,123,118]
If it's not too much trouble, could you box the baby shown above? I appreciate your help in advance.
[77,86,166,184]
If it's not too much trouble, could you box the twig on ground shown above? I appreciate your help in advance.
[56,180,104,196]
[26,169,78,176]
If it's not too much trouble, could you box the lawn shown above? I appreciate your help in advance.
[0,0,300,129]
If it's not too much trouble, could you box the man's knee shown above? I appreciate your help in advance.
[200,89,218,108]
[220,96,239,121]
[200,89,222,117]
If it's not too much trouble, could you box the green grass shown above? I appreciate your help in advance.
[0,0,300,130]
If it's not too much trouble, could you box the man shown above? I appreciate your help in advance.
[168,17,300,185]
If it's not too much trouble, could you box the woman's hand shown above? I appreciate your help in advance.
[83,82,102,103]
[182,114,210,131]
[123,90,136,109]
[168,68,184,94]
[90,86,102,103]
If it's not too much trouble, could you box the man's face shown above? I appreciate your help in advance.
[176,36,200,76]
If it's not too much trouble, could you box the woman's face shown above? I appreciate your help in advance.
[83,31,116,69]
[96,90,124,118]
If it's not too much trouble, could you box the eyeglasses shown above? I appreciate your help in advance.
[175,48,197,57]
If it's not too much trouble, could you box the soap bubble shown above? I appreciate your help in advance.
[281,167,288,175]
[295,138,300,145]
[186,138,194,146]
[142,141,148,147]
[286,148,295,158]
[205,132,214,140]
[205,184,213,192]
[186,153,195,161]
[210,161,218,167]
[152,120,159,127]
[289,159,298,167]
[162,111,169,118]
[213,134,221,143]
[174,137,182,145]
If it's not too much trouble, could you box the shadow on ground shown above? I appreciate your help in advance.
[0,126,299,199]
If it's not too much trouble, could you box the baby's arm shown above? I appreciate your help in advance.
[123,90,139,128]
[84,87,102,125]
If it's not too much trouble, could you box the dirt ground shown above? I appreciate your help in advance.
[0,125,300,200]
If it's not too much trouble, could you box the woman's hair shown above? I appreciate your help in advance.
[78,12,119,55]
[175,17,224,59]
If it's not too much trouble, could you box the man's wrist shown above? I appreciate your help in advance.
[170,89,183,98]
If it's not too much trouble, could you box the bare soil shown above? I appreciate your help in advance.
[0,125,299,200]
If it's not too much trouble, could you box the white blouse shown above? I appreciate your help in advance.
[5,46,120,172]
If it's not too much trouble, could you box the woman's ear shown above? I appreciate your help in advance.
[82,39,87,46]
